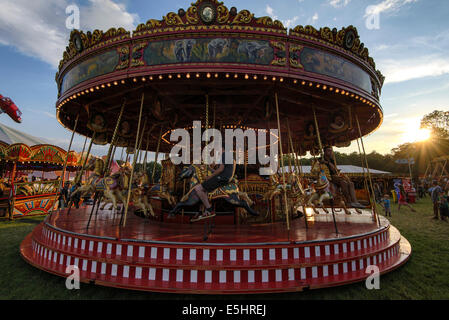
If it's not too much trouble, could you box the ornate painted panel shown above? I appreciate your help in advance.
[61,49,120,94]
[143,38,276,66]
[300,47,372,93]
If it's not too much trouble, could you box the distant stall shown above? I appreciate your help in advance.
[0,141,79,219]
[281,165,392,202]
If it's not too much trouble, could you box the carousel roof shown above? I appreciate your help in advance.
[0,122,48,145]
[54,0,385,154]
[0,124,79,168]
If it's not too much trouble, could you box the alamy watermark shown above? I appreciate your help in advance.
[169,121,279,176]
[365,265,380,290]
[66,4,80,30]
[365,5,380,30]
[65,265,80,290]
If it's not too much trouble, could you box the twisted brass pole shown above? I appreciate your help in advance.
[356,115,381,227]
[275,92,290,232]
[122,93,145,227]
[60,113,80,190]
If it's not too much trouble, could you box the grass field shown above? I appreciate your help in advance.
[1,197,448,300]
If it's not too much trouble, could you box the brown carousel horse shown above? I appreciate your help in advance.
[168,165,258,219]
[147,159,177,206]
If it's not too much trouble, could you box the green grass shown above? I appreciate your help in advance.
[1,198,448,300]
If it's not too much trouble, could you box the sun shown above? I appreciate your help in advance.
[415,128,431,142]
[400,118,432,143]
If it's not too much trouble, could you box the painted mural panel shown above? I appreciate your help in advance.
[143,38,275,66]
[61,49,119,93]
[300,47,372,93]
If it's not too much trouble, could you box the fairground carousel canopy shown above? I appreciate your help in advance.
[55,0,385,154]
[0,141,79,171]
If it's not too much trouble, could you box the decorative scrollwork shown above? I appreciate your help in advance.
[186,5,200,24]
[130,42,147,68]
[289,44,304,69]
[164,12,185,26]
[256,17,285,29]
[116,46,130,70]
[216,4,229,24]
[270,41,287,67]
[231,10,254,24]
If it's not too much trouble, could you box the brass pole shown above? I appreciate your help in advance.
[274,92,290,231]
[61,113,80,189]
[356,138,370,199]
[152,127,163,183]
[312,107,324,156]
[105,98,127,175]
[67,132,96,214]
[287,119,304,194]
[143,130,151,173]
[356,115,381,227]
[78,135,88,176]
[135,117,148,164]
[123,93,145,227]
[76,133,96,184]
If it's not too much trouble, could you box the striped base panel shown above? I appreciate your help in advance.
[20,206,411,294]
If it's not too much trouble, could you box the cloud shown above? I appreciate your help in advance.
[364,0,418,17]
[283,16,299,29]
[0,0,139,69]
[308,13,319,24]
[265,5,276,18]
[380,55,449,84]
[265,4,299,29]
[329,0,351,8]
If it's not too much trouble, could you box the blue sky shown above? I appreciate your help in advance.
[0,0,448,157]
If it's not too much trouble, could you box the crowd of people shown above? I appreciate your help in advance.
[373,177,449,221]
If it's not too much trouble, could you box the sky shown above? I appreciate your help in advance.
[0,0,448,158]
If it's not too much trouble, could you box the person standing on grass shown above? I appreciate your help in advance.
[439,194,449,222]
[398,183,416,212]
[430,180,443,220]
[381,194,392,217]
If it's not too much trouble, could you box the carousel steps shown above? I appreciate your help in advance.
[21,221,410,294]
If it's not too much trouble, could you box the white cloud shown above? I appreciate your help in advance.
[380,56,449,83]
[265,4,298,29]
[364,0,418,17]
[329,0,351,8]
[0,0,139,69]
[283,16,299,29]
[308,13,319,24]
[265,5,276,18]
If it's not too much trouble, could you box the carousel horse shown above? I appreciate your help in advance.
[99,170,154,217]
[148,159,177,206]
[70,159,130,212]
[263,172,306,218]
[168,165,259,218]
[309,161,361,215]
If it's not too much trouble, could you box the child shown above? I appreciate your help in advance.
[381,194,392,217]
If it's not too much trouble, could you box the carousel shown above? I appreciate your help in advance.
[20,0,411,294]
[0,141,79,219]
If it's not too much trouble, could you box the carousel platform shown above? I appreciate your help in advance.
[20,207,411,294]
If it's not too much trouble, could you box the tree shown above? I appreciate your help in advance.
[421,110,449,139]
